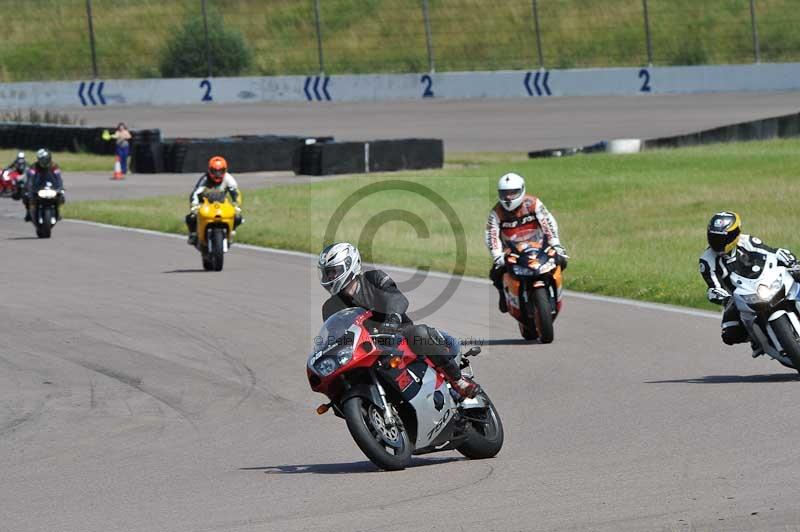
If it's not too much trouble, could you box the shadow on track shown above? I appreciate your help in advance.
[478,339,538,346]
[647,373,800,384]
[6,236,40,240]
[240,456,463,475]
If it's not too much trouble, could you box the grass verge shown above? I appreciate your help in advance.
[64,139,800,310]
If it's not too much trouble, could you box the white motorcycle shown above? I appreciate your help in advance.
[729,249,800,371]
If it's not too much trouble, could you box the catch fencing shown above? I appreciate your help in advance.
[1,0,799,82]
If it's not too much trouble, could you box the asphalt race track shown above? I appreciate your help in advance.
[63,91,800,152]
[3,95,800,531]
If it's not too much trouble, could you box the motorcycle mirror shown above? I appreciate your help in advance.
[464,346,481,358]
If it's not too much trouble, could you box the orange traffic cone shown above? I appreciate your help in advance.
[112,156,124,180]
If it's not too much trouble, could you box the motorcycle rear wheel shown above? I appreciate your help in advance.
[343,397,412,471]
[456,392,504,459]
[771,314,800,373]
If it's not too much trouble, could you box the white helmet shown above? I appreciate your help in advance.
[318,242,362,295]
[498,172,526,211]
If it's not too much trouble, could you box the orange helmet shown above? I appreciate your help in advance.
[208,156,227,184]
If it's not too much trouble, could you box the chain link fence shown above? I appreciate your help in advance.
[1,0,800,82]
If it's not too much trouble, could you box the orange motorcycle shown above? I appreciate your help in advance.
[502,239,564,343]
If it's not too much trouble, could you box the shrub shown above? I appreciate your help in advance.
[159,14,252,78]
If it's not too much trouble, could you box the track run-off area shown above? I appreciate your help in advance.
[3,93,800,532]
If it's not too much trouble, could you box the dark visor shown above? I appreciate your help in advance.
[500,188,522,202]
[321,264,345,284]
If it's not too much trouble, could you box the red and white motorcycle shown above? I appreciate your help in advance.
[307,307,503,471]
[0,169,21,197]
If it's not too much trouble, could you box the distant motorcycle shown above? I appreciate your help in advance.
[502,239,564,342]
[728,248,800,372]
[308,307,503,471]
[194,191,236,271]
[28,182,62,239]
[0,169,21,197]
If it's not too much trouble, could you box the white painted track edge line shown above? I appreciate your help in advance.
[65,218,720,320]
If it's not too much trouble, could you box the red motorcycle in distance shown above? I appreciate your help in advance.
[0,169,21,197]
[307,307,503,471]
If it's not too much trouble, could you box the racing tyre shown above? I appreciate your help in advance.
[532,287,554,343]
[208,228,224,272]
[457,392,504,459]
[771,314,800,373]
[518,322,538,341]
[343,396,412,471]
[36,206,52,239]
[201,254,213,271]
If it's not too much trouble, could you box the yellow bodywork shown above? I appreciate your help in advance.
[197,196,236,247]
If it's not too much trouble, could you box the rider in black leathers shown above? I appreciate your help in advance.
[319,242,480,399]
[22,149,64,222]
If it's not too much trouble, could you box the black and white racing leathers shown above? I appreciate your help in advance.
[699,234,797,345]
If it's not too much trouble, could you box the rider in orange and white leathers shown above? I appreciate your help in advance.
[485,172,567,313]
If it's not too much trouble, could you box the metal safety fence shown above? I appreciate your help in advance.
[0,0,798,82]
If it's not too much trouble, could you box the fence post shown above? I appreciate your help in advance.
[422,0,435,72]
[749,0,761,63]
[314,0,325,74]
[85,0,99,78]
[531,0,544,69]
[201,0,213,77]
[642,0,653,66]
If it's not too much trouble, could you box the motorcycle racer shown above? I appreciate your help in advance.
[318,242,480,400]
[23,149,64,222]
[700,211,799,352]
[485,172,568,313]
[4,151,27,175]
[185,156,242,245]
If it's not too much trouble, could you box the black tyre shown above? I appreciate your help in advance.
[456,392,504,459]
[36,206,52,239]
[342,396,412,471]
[518,321,538,341]
[771,314,800,373]
[532,287,554,343]
[208,227,225,272]
[201,254,213,271]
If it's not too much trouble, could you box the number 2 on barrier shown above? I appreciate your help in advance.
[420,74,434,98]
[200,79,213,102]
[638,69,651,93]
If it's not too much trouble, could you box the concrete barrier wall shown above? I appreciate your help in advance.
[2,63,800,109]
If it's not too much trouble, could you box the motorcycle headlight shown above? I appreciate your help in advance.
[314,357,338,377]
[336,350,353,366]
[756,278,783,301]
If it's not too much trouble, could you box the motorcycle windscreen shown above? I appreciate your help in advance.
[308,308,368,375]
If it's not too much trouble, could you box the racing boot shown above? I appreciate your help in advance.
[496,286,507,313]
[750,337,764,358]
[24,211,31,222]
[187,232,197,246]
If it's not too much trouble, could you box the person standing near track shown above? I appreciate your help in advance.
[103,123,132,180]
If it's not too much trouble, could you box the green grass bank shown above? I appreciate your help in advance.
[64,139,800,311]
[2,0,799,81]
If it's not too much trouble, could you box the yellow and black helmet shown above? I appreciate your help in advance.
[707,211,741,254]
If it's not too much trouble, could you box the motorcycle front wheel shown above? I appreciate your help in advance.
[771,314,800,373]
[343,397,412,471]
[208,227,225,271]
[456,392,504,459]
[532,287,554,343]
[36,206,52,239]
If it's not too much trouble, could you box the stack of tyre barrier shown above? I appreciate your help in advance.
[297,138,444,175]
[140,135,335,174]
[0,122,161,156]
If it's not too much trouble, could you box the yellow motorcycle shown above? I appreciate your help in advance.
[195,191,237,271]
